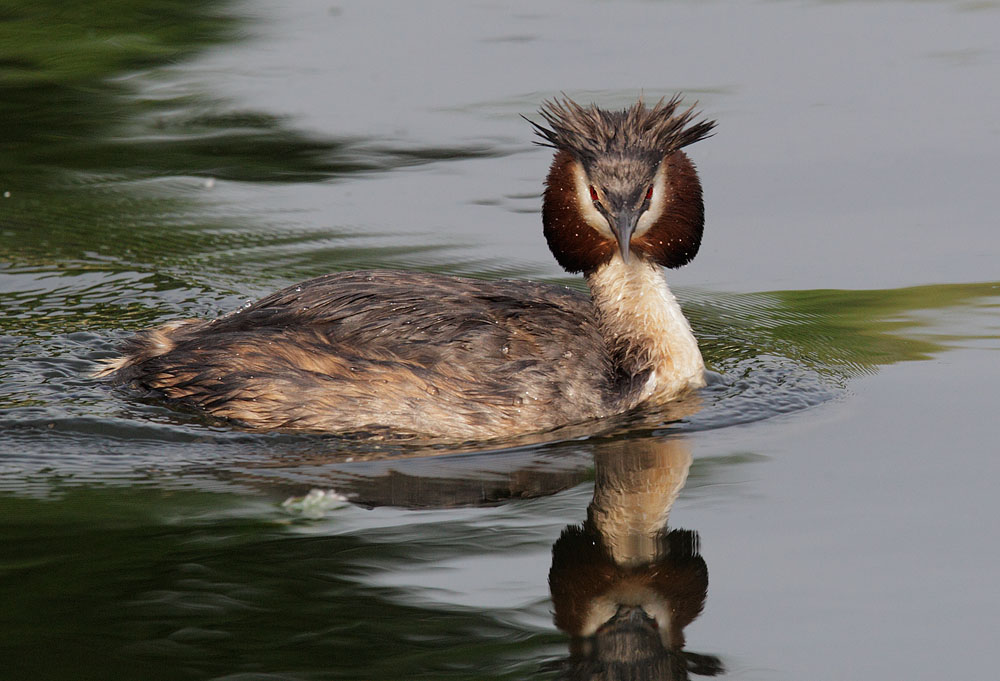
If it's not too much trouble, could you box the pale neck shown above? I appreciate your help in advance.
[586,257,705,402]
[589,438,693,566]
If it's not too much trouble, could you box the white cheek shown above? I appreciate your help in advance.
[579,597,620,637]
[634,164,669,238]
[571,162,613,239]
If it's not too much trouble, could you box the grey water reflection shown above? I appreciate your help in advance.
[239,434,723,679]
[549,438,722,680]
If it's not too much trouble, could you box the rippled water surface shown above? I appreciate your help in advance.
[2,1,999,679]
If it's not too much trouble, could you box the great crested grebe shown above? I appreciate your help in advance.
[97,96,716,441]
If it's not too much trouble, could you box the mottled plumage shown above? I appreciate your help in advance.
[102,272,640,439]
[98,96,716,441]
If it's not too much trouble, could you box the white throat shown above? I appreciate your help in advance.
[587,258,705,403]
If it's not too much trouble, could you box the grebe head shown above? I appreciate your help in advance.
[529,96,715,275]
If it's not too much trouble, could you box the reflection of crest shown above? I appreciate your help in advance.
[548,438,722,680]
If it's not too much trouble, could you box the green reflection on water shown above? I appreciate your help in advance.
[0,1,237,86]
[0,0,251,185]
[0,488,562,680]
[690,280,1000,378]
[0,0,244,279]
[0,0,497,285]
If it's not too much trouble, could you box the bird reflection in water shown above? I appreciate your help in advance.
[548,437,723,679]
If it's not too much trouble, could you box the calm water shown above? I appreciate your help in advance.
[2,1,999,679]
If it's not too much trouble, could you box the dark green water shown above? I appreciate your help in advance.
[3,1,999,679]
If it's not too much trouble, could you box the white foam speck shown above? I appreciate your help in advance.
[282,488,350,518]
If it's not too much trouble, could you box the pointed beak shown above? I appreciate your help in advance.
[610,209,641,264]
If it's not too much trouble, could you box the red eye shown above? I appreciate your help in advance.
[645,185,654,201]
[589,185,599,202]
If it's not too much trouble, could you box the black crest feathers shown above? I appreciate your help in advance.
[528,95,716,164]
